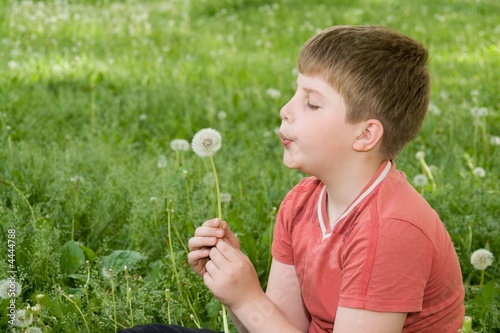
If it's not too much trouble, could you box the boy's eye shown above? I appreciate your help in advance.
[306,101,320,110]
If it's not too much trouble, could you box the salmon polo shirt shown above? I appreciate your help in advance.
[272,161,465,333]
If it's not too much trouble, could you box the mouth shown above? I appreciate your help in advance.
[279,133,293,147]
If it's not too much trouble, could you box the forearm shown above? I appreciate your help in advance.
[228,292,305,333]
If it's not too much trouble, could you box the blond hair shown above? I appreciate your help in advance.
[298,25,430,160]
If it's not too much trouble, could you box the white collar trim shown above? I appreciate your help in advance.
[318,161,392,240]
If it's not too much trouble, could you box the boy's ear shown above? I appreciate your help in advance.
[352,119,384,152]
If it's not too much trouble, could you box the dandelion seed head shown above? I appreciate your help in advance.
[413,174,428,187]
[170,139,190,152]
[157,155,168,168]
[203,173,215,186]
[31,304,41,314]
[0,279,22,299]
[266,88,281,99]
[139,113,147,121]
[191,128,222,158]
[220,192,232,203]
[27,327,43,333]
[490,135,500,146]
[472,167,486,178]
[470,248,494,270]
[415,151,425,160]
[470,106,488,118]
[217,111,227,120]
[14,309,33,327]
[427,103,441,115]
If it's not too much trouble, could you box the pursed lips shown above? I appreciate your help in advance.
[279,133,293,147]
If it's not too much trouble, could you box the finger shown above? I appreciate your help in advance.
[188,235,218,251]
[202,218,222,228]
[214,239,239,261]
[187,249,210,264]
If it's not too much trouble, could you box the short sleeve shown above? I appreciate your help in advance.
[271,194,295,265]
[339,216,434,312]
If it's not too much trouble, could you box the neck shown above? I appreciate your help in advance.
[321,157,387,222]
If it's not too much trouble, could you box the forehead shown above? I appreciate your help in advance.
[297,73,342,101]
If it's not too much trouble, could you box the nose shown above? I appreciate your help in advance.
[280,98,293,122]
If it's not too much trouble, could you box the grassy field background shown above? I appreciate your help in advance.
[0,0,499,332]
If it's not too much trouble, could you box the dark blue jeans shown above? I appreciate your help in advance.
[118,324,221,333]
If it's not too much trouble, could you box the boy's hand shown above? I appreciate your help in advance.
[187,218,240,277]
[203,239,262,309]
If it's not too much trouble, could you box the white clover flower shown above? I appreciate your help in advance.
[413,174,428,187]
[157,155,168,168]
[170,139,190,152]
[415,151,425,160]
[191,128,222,158]
[14,309,33,327]
[490,135,500,146]
[470,249,494,270]
[472,167,486,178]
[0,279,22,299]
[27,327,43,333]
[220,192,232,203]
[266,88,281,99]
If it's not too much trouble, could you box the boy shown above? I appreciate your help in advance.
[122,25,465,333]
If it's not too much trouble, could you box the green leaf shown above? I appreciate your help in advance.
[59,241,86,275]
[100,250,148,274]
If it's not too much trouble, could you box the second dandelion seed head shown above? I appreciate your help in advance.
[191,128,222,157]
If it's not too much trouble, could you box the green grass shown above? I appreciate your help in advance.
[0,0,499,332]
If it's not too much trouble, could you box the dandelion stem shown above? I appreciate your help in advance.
[166,200,202,325]
[0,179,35,221]
[418,156,436,191]
[60,292,90,333]
[479,269,485,287]
[208,156,229,333]
[109,270,118,332]
[210,156,223,223]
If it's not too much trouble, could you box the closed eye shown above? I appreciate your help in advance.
[306,101,320,110]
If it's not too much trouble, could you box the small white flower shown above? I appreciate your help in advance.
[14,309,33,327]
[472,167,486,178]
[191,128,222,158]
[170,139,190,152]
[139,113,147,121]
[0,279,22,299]
[266,88,281,99]
[413,174,428,187]
[470,249,494,270]
[490,135,500,146]
[415,151,425,160]
[220,192,232,203]
[157,155,168,168]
